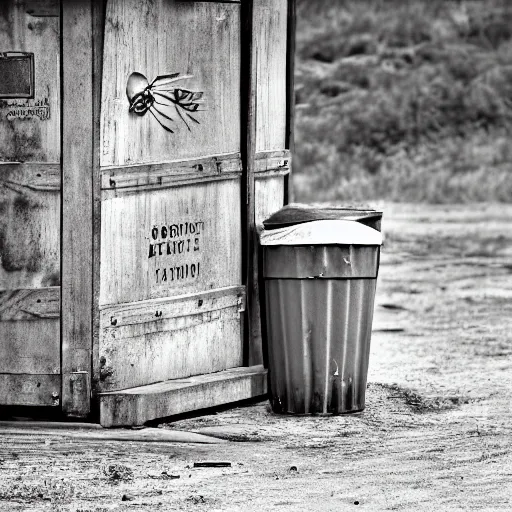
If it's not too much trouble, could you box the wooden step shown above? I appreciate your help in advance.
[99,365,268,428]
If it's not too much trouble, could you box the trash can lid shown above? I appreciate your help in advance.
[259,219,383,246]
[262,203,382,230]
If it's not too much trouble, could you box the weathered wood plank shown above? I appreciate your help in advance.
[251,175,286,364]
[254,150,291,176]
[254,0,288,152]
[248,0,289,365]
[100,179,242,305]
[64,371,91,418]
[61,0,93,417]
[0,163,60,191]
[240,0,257,367]
[0,374,60,406]
[254,176,287,228]
[0,287,59,320]
[101,174,242,199]
[25,0,59,17]
[100,153,242,193]
[100,0,241,167]
[92,0,107,402]
[0,182,60,289]
[0,424,227,443]
[100,285,245,329]
[99,365,267,427]
[0,0,62,411]
[0,1,60,161]
[103,302,242,340]
[99,304,243,392]
[0,420,103,430]
[0,319,60,374]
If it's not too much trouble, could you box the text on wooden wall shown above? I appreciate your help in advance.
[2,98,50,121]
[149,221,204,284]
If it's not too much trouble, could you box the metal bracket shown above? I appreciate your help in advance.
[0,52,35,99]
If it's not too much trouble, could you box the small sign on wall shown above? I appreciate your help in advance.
[0,52,35,99]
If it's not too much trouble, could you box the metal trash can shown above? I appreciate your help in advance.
[260,216,383,415]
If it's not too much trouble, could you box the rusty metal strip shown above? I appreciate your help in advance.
[100,285,246,329]
[100,153,242,192]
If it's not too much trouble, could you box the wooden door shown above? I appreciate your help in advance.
[0,1,61,408]
[98,0,244,395]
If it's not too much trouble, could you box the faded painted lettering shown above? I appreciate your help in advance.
[149,220,204,284]
[155,262,200,283]
[3,97,50,121]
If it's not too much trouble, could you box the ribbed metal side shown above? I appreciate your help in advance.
[263,245,379,279]
[265,278,377,414]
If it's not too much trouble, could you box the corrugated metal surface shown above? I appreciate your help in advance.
[264,277,377,414]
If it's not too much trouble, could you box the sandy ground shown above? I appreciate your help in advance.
[1,203,511,511]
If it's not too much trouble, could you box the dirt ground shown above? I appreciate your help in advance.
[1,203,511,511]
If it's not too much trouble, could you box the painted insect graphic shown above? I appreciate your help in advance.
[126,72,204,133]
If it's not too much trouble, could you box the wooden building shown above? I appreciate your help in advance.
[0,0,295,426]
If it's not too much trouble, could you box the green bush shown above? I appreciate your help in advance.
[294,0,512,203]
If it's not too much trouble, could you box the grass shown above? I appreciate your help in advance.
[293,0,512,203]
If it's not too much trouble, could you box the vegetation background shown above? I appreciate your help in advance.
[293,0,512,203]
